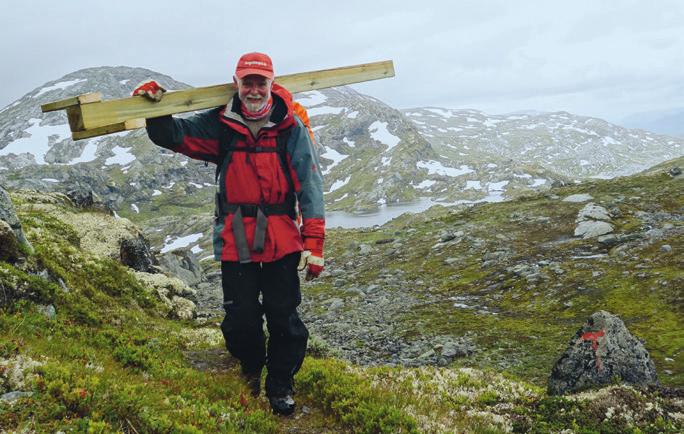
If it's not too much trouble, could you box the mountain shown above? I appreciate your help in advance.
[1,66,683,256]
[1,66,567,222]
[621,107,684,138]
[403,107,684,179]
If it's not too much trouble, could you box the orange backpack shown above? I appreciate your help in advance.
[293,101,316,146]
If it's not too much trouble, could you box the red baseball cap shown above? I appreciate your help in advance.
[235,52,274,80]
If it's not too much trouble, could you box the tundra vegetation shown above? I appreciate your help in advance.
[1,157,682,433]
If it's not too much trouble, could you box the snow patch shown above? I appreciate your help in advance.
[369,121,400,151]
[131,204,139,213]
[308,106,344,117]
[327,175,351,193]
[295,91,327,107]
[417,160,474,177]
[465,180,482,190]
[425,108,453,118]
[34,78,87,98]
[105,146,136,166]
[152,190,162,196]
[321,146,348,175]
[41,178,60,183]
[0,119,70,165]
[68,137,101,164]
[488,181,509,191]
[342,137,355,147]
[161,232,204,254]
[414,180,436,189]
[347,111,359,119]
[334,193,349,202]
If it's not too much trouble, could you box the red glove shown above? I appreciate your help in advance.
[301,237,324,281]
[131,79,166,102]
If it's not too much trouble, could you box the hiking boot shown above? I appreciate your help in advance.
[268,394,296,415]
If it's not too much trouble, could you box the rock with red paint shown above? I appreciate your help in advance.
[547,310,658,395]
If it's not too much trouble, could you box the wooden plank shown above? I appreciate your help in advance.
[72,118,146,141]
[41,92,102,112]
[277,60,395,93]
[77,60,394,130]
[66,106,85,132]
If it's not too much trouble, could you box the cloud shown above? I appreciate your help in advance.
[2,0,684,121]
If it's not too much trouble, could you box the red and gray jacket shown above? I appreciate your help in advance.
[145,84,325,263]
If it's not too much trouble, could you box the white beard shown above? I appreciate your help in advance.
[243,98,266,113]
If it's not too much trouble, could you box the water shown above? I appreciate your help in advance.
[326,192,507,228]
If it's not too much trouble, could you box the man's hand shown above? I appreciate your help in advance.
[131,79,166,102]
[300,238,324,281]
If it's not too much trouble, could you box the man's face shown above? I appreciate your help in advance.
[237,74,272,113]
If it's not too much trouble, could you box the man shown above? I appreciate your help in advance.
[132,52,325,416]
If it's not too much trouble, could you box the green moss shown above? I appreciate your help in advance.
[298,358,419,433]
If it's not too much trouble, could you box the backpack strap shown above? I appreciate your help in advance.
[214,123,296,263]
[216,125,238,183]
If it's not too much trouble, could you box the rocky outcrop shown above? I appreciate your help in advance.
[0,186,32,254]
[157,249,205,287]
[574,202,614,239]
[134,272,197,320]
[548,310,658,395]
[0,220,19,262]
[120,234,156,273]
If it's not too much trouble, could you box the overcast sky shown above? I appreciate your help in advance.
[2,1,683,123]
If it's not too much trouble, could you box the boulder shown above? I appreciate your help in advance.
[574,220,614,238]
[134,271,197,319]
[562,194,593,203]
[574,203,614,239]
[157,249,205,287]
[66,188,101,208]
[577,203,611,221]
[548,310,658,395]
[0,220,20,262]
[120,234,156,273]
[0,186,32,253]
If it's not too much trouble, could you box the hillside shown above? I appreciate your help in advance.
[403,107,683,179]
[4,67,682,228]
[301,157,683,388]
[2,158,682,432]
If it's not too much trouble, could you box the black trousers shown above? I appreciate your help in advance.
[220,251,308,396]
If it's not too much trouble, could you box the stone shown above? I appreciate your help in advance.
[0,186,32,253]
[0,220,20,262]
[170,296,196,320]
[66,188,100,208]
[157,248,205,287]
[597,234,619,246]
[574,220,614,239]
[135,271,198,318]
[562,194,593,203]
[36,304,57,320]
[120,234,156,272]
[328,298,344,311]
[577,203,611,221]
[358,244,373,255]
[660,244,672,253]
[548,310,658,395]
[668,167,681,177]
[0,391,33,402]
[441,338,475,359]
